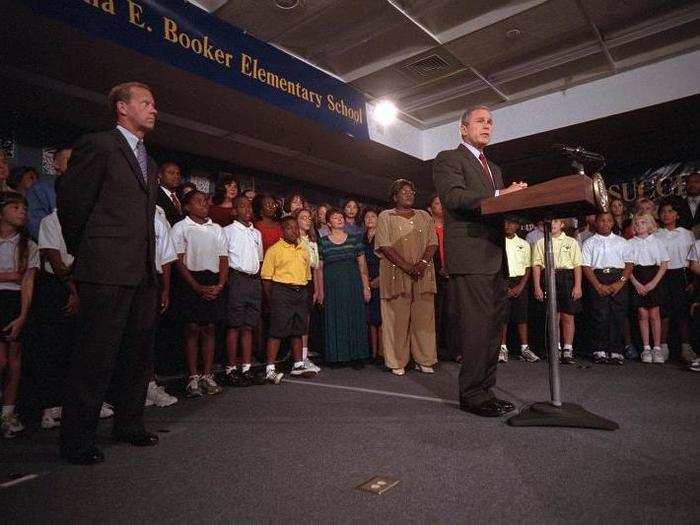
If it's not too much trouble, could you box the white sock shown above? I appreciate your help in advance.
[225,365,237,374]
[2,405,15,417]
[302,347,308,360]
[643,345,651,350]
[266,364,275,373]
[294,360,304,368]
[521,344,529,351]
[563,344,573,350]
[241,364,251,373]
[500,344,508,350]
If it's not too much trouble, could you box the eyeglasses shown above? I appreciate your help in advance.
[398,188,416,195]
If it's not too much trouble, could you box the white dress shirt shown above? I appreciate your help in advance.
[654,227,694,269]
[462,141,498,196]
[37,210,74,274]
[687,195,699,218]
[688,239,699,262]
[116,124,140,154]
[154,211,177,274]
[170,216,228,273]
[223,220,263,275]
[581,233,632,269]
[627,235,670,266]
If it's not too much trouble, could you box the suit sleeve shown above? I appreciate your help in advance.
[433,151,486,212]
[56,134,108,255]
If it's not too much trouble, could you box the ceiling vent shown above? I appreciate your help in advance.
[400,54,451,78]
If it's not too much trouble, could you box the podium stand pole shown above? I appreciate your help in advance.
[507,220,619,430]
[543,221,562,407]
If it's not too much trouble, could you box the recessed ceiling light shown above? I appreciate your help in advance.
[506,29,522,39]
[373,100,398,126]
[274,0,301,9]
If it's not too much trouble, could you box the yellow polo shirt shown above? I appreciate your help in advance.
[505,235,531,277]
[532,233,582,269]
[260,239,310,285]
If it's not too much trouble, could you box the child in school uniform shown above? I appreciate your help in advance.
[171,191,229,397]
[223,196,264,387]
[0,193,38,437]
[582,212,633,365]
[260,216,316,384]
[627,212,669,363]
[532,218,583,364]
[501,217,539,363]
[144,206,179,407]
[654,198,696,364]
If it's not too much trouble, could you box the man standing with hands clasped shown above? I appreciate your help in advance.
[57,82,161,464]
[433,105,528,417]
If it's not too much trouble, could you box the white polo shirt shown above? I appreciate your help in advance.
[654,227,694,269]
[581,233,632,269]
[37,210,74,274]
[0,233,39,291]
[627,235,670,266]
[154,211,177,274]
[223,220,263,275]
[688,239,699,262]
[170,216,228,273]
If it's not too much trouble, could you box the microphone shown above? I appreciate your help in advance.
[553,144,605,162]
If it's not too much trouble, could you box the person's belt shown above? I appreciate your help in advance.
[594,267,623,274]
[231,268,258,278]
[272,281,306,291]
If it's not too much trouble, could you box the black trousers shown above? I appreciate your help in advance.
[448,273,506,407]
[60,278,157,455]
[588,270,628,355]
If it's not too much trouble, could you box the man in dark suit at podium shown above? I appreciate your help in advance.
[433,105,527,417]
[57,82,161,464]
[156,161,183,226]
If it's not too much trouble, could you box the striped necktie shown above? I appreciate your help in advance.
[135,140,149,184]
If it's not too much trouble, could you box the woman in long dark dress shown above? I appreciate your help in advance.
[362,207,382,362]
[317,208,371,367]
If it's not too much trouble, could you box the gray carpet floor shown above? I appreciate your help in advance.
[2,360,699,524]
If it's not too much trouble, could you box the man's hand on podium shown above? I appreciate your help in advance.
[500,181,528,195]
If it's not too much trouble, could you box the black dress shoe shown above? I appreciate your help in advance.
[61,446,105,465]
[492,398,515,412]
[460,399,509,417]
[113,431,159,447]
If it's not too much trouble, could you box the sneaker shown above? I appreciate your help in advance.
[99,403,114,419]
[624,344,639,360]
[680,347,698,365]
[265,369,284,384]
[149,385,178,407]
[200,374,223,395]
[187,375,203,397]
[415,364,435,373]
[291,362,317,378]
[609,353,624,365]
[391,368,405,376]
[224,369,243,387]
[652,347,665,364]
[660,345,670,362]
[1,413,24,438]
[498,347,508,363]
[304,359,321,373]
[41,406,62,429]
[592,351,608,364]
[689,358,700,372]
[560,348,575,365]
[641,348,653,363]
[520,347,540,363]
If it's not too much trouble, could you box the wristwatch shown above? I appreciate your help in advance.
[619,276,626,283]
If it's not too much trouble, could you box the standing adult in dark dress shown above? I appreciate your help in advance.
[362,206,382,361]
[432,105,527,417]
[57,82,160,464]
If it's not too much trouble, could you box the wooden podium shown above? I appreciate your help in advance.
[481,171,618,430]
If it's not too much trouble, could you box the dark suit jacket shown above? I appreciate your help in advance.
[57,129,158,286]
[433,144,504,275]
[678,196,700,230]
[156,187,183,226]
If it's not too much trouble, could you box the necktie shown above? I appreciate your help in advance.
[135,140,149,184]
[171,192,182,214]
[478,153,494,190]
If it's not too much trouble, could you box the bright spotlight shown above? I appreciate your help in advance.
[373,100,398,126]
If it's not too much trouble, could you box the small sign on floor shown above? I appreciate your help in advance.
[356,476,399,495]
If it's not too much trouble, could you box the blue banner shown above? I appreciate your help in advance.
[20,0,369,139]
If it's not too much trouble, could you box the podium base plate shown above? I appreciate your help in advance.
[507,402,619,430]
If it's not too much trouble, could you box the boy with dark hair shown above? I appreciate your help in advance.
[260,216,316,383]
